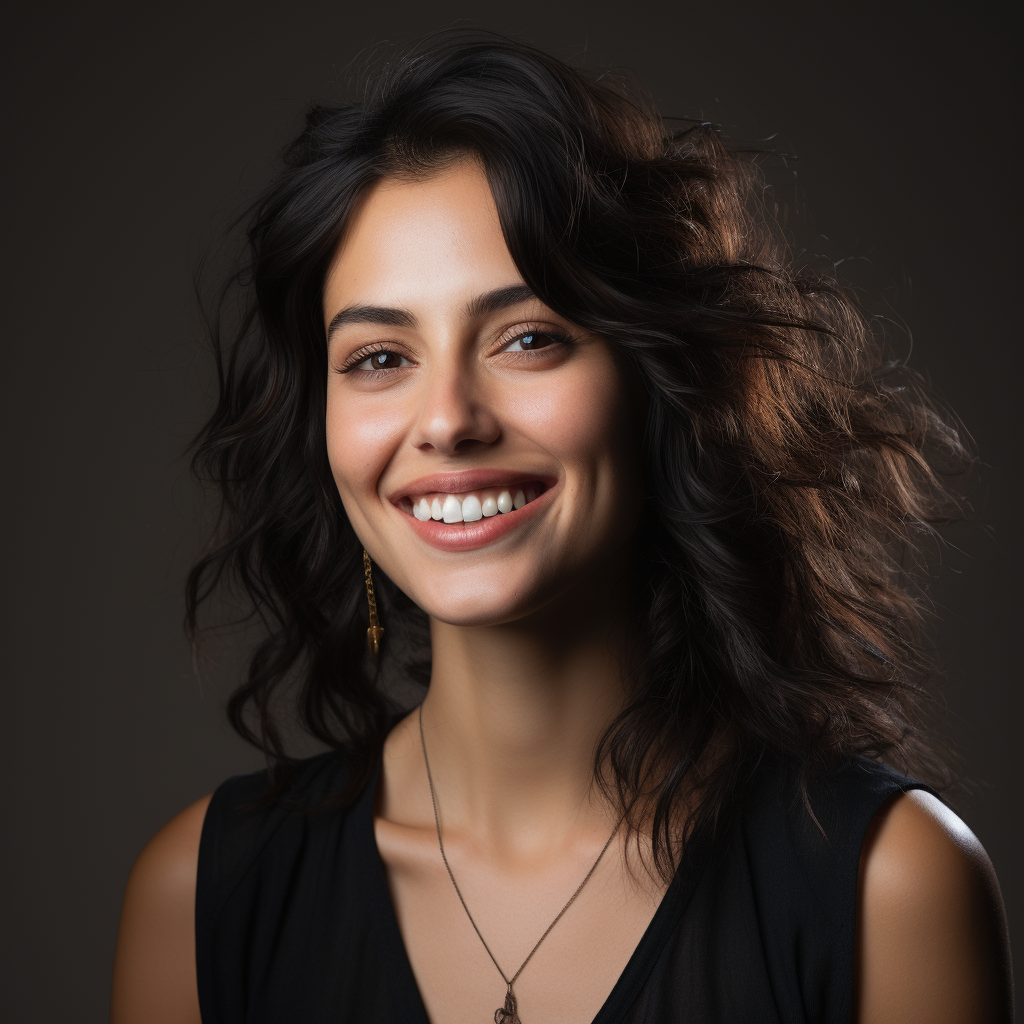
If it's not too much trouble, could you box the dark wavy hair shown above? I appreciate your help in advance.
[187,30,974,882]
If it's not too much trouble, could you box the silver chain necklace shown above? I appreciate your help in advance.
[417,702,625,1024]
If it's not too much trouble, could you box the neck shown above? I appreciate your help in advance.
[408,548,638,862]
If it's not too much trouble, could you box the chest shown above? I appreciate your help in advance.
[373,820,670,1024]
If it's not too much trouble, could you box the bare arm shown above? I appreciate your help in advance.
[110,795,212,1024]
[854,789,1013,1024]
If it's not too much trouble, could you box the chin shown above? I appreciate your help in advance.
[403,562,551,628]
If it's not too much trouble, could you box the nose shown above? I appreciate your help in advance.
[408,361,501,455]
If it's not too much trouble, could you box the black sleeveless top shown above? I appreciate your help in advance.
[196,743,932,1023]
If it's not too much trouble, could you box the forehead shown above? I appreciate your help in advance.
[322,158,523,322]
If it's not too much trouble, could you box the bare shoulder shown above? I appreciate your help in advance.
[854,788,1013,1024]
[110,794,213,1024]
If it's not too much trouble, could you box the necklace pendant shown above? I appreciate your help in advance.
[494,983,521,1024]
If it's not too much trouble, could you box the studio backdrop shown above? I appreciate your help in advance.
[5,2,1020,1020]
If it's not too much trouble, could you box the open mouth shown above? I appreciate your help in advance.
[397,480,552,524]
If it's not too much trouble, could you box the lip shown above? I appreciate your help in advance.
[394,477,560,553]
[386,468,558,505]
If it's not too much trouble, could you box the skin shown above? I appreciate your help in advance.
[854,790,1012,1023]
[111,158,1012,1023]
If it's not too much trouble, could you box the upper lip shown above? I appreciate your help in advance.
[386,468,558,504]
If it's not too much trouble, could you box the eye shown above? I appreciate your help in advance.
[501,329,570,354]
[341,347,412,374]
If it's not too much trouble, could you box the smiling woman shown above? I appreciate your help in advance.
[110,29,1011,1024]
[323,159,644,608]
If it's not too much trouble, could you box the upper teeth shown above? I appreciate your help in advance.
[410,487,533,522]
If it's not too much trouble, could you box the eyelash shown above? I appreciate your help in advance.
[336,327,574,376]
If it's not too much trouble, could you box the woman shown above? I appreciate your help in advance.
[111,32,1012,1024]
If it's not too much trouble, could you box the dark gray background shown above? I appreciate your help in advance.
[5,2,1020,1019]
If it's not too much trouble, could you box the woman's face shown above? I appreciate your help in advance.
[323,157,645,627]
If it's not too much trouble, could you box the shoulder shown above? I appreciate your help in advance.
[110,751,347,1024]
[195,751,354,904]
[854,788,1013,1023]
[111,794,212,1024]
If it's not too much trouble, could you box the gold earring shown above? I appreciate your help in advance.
[363,548,384,656]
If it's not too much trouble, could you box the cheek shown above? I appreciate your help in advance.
[525,354,640,487]
[512,350,644,559]
[325,392,403,503]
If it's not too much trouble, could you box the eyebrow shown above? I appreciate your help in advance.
[326,283,537,342]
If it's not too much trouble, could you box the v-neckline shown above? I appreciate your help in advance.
[351,748,711,1024]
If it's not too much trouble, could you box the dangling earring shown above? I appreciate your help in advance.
[363,548,384,656]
